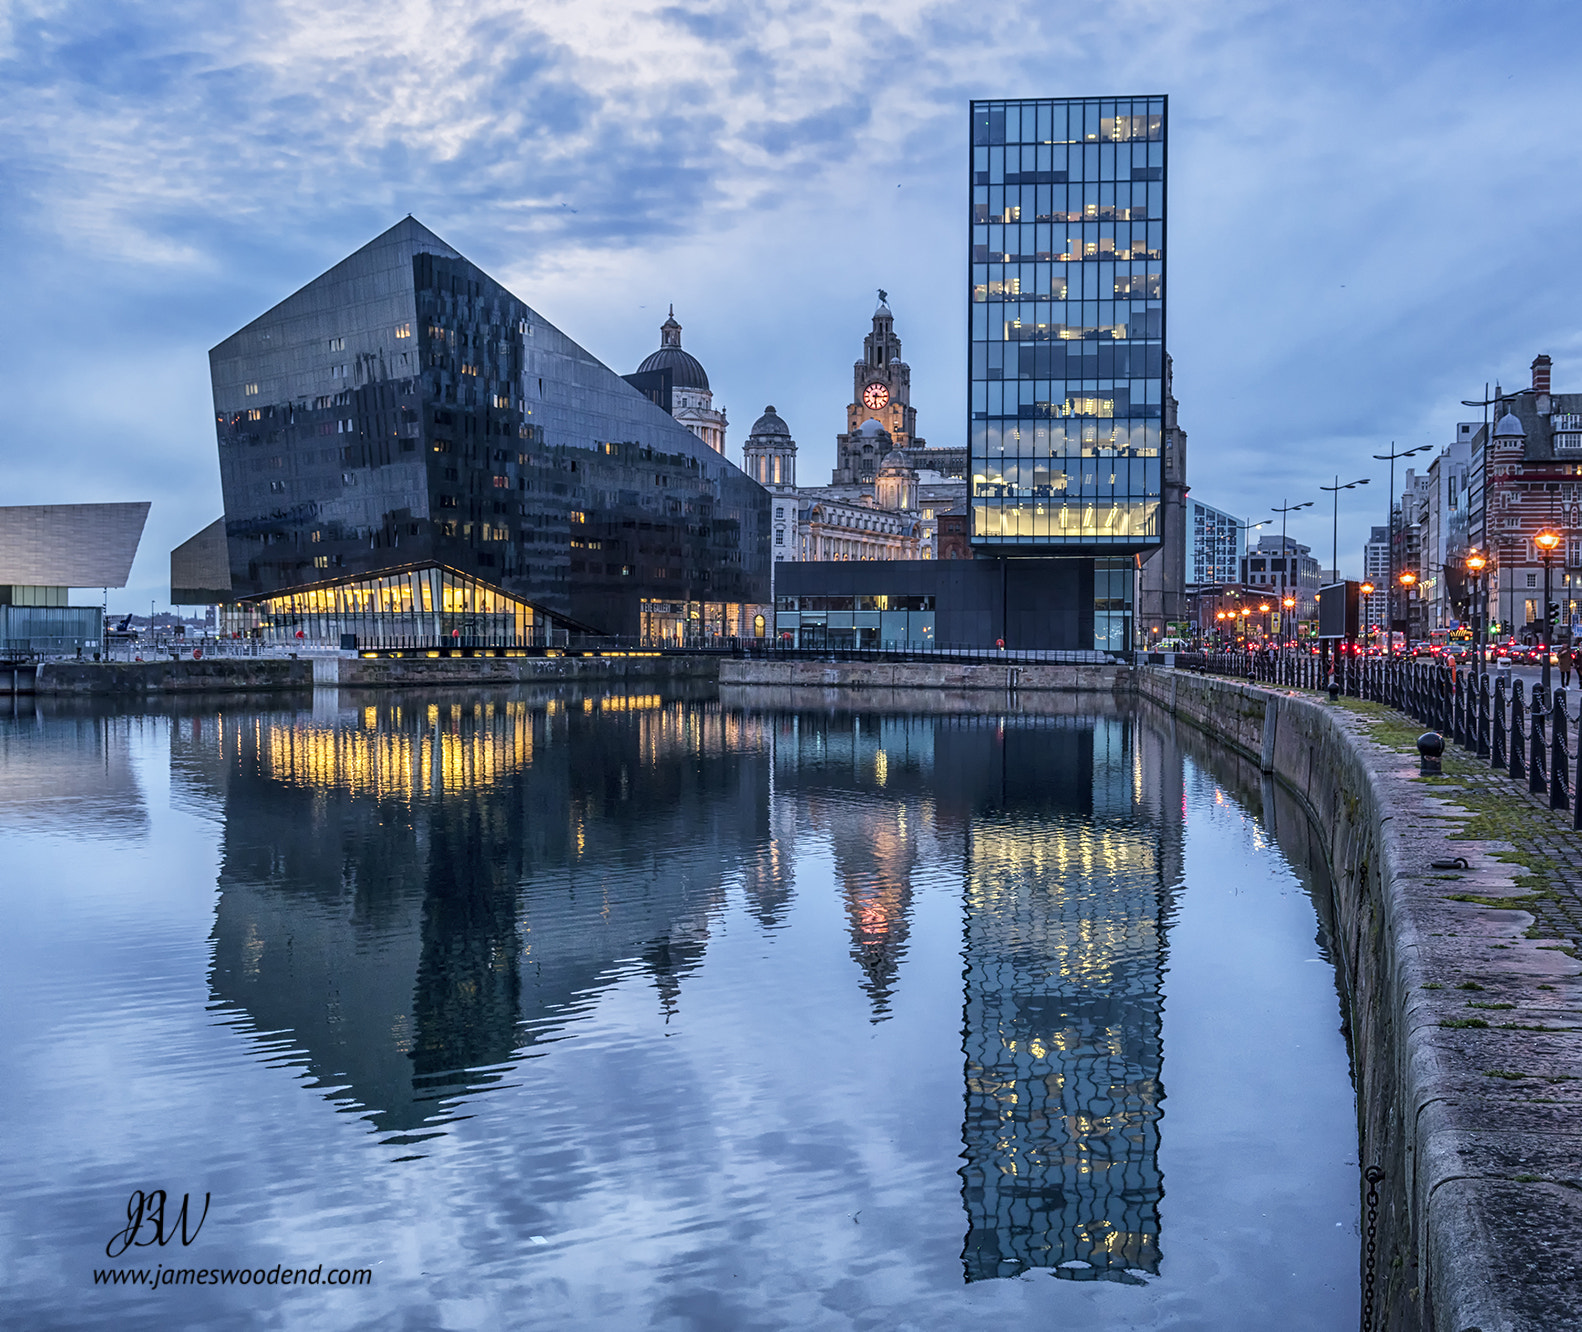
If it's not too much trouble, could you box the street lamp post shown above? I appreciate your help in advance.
[1320,475,1370,582]
[1537,527,1561,693]
[1271,498,1314,643]
[1373,443,1431,653]
[1465,550,1488,679]
[1360,581,1376,651]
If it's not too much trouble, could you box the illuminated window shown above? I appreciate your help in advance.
[313,555,329,568]
[243,382,259,396]
[328,337,344,351]
[569,510,586,524]
[492,476,509,488]
[394,323,411,339]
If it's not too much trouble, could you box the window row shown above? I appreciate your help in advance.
[975,219,1162,254]
[970,498,1160,541]
[974,342,1165,381]
[973,182,1162,224]
[972,381,1163,416]
[972,303,1162,341]
[972,460,1161,493]
[971,420,1162,455]
[973,140,1163,183]
[974,272,1162,303]
[973,100,1165,148]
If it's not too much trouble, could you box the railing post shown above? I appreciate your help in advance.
[1492,676,1507,770]
[1531,684,1549,795]
[1551,686,1570,810]
[1477,672,1490,759]
[1509,680,1526,782]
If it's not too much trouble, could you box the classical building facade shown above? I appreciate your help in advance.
[743,297,965,597]
[832,293,924,486]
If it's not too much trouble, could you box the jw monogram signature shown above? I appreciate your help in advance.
[105,1191,211,1258]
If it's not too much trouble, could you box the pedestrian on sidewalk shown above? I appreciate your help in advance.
[1559,641,1574,689]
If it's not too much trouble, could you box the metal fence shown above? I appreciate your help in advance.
[1175,651,1581,823]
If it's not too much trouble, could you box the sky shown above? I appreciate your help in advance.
[4,0,1582,609]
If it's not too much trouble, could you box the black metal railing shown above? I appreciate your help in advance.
[1170,650,1582,820]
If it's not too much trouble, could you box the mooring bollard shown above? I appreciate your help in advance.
[1418,731,1444,775]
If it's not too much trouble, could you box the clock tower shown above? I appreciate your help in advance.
[832,292,925,486]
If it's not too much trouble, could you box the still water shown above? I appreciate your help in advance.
[0,687,1358,1330]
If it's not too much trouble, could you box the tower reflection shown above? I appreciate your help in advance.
[748,694,1182,1284]
[960,713,1181,1282]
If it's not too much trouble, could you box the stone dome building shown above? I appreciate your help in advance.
[636,307,727,453]
[742,405,797,488]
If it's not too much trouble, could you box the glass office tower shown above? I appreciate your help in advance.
[969,96,1167,553]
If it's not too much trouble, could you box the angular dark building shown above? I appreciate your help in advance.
[185,218,769,643]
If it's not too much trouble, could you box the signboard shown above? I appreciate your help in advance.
[1316,581,1361,640]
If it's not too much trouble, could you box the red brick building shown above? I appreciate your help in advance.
[1481,355,1582,638]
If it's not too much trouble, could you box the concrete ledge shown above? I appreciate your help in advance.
[719,658,1130,694]
[1140,666,1582,1332]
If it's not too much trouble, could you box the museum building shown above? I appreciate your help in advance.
[173,217,769,647]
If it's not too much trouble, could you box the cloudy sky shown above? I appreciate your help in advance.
[4,0,1581,607]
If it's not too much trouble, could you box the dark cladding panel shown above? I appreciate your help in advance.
[773,557,1094,651]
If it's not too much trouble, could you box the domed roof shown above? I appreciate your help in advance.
[1493,410,1526,439]
[636,306,710,391]
[856,418,889,438]
[878,448,916,475]
[747,405,791,438]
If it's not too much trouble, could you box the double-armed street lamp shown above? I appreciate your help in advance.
[1320,476,1371,632]
[1271,498,1314,641]
[1536,527,1562,693]
[1373,443,1431,651]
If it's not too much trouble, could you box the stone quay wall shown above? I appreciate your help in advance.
[36,657,316,693]
[1139,667,1582,1332]
[719,658,1130,694]
[32,654,719,694]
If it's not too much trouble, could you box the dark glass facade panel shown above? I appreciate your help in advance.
[209,219,768,637]
[969,97,1167,552]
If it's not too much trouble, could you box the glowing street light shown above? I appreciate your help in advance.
[1536,528,1562,692]
[1465,550,1488,673]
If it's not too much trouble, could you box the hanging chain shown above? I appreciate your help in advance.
[1362,1164,1385,1330]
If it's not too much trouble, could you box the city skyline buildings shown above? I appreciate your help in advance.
[8,5,1582,610]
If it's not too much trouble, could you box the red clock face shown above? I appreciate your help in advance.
[863,382,890,410]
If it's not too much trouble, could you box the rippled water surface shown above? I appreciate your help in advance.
[0,688,1359,1330]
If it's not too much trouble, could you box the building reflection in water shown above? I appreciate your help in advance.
[171,690,770,1144]
[176,685,1184,1276]
[959,713,1181,1283]
[754,697,1182,1284]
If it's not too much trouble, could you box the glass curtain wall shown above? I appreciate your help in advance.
[772,595,937,650]
[969,96,1166,551]
[233,564,541,648]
